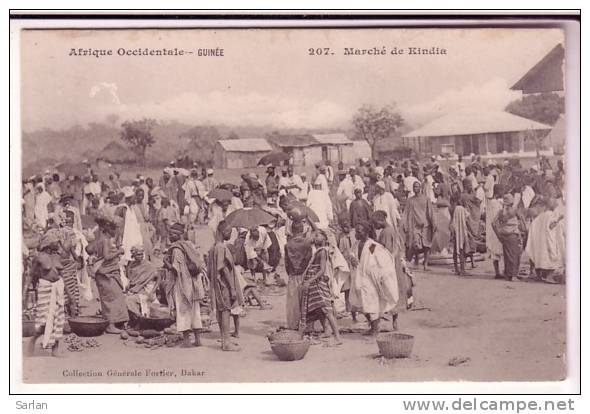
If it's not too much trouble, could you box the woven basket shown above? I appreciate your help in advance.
[68,316,109,337]
[22,320,36,337]
[270,338,310,361]
[267,329,303,343]
[376,332,414,359]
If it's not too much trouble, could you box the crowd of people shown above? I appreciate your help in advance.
[21,153,566,356]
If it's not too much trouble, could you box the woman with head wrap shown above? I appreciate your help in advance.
[300,230,342,345]
[57,210,88,317]
[492,194,526,282]
[27,230,66,356]
[90,213,129,333]
[163,222,206,348]
[125,245,162,324]
[207,221,242,351]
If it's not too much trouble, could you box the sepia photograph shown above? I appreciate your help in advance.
[11,17,579,390]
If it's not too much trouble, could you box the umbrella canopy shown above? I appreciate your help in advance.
[224,207,276,229]
[207,188,233,202]
[257,151,291,166]
[56,162,87,177]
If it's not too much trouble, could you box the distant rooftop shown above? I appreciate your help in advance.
[311,133,352,145]
[267,134,318,148]
[218,138,273,152]
[403,111,552,138]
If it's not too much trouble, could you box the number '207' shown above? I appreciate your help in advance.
[308,48,333,56]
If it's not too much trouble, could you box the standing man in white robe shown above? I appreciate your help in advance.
[34,184,52,228]
[307,180,334,229]
[372,181,400,227]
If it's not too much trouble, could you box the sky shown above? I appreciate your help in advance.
[19,28,564,132]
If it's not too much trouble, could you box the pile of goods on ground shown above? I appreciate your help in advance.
[64,333,101,352]
[120,327,184,350]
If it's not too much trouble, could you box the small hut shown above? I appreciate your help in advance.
[97,141,137,165]
[213,138,273,168]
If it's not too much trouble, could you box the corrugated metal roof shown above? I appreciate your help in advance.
[218,138,273,152]
[267,134,317,148]
[311,133,352,145]
[403,111,552,138]
[511,44,564,93]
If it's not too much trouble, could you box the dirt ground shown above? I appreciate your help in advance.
[22,258,566,384]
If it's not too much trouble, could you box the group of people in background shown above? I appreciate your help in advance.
[22,152,566,356]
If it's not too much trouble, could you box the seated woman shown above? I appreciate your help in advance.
[125,245,162,325]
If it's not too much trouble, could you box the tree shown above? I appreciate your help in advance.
[178,126,222,167]
[522,128,550,157]
[120,118,157,166]
[352,104,404,159]
[505,92,564,126]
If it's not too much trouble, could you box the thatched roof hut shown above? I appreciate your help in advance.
[97,141,136,164]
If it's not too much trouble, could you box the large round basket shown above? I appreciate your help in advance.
[22,320,36,337]
[138,317,175,331]
[270,338,310,361]
[376,332,414,359]
[68,316,109,337]
[267,329,303,343]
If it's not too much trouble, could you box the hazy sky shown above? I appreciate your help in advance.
[20,28,564,132]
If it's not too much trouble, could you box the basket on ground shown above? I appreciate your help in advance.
[270,338,310,361]
[22,320,36,337]
[267,329,303,343]
[376,332,414,359]
[68,316,109,337]
[138,317,175,331]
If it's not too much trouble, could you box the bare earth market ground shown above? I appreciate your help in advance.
[23,260,566,383]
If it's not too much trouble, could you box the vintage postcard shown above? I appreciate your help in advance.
[10,15,580,392]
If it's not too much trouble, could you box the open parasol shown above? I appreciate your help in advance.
[224,207,276,229]
[257,151,291,166]
[207,188,233,202]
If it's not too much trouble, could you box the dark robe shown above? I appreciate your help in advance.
[349,198,372,228]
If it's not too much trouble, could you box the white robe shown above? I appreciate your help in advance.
[522,186,535,209]
[525,210,565,270]
[373,192,400,227]
[349,238,399,320]
[122,206,143,262]
[34,191,52,228]
[485,198,504,260]
[306,189,333,229]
